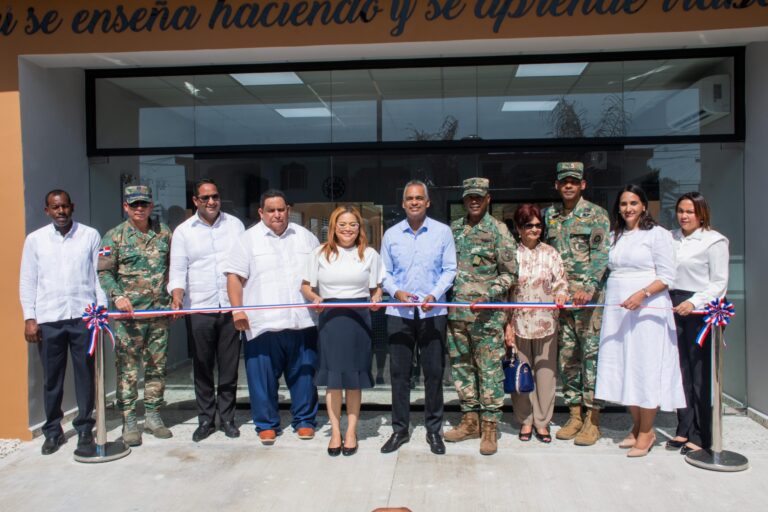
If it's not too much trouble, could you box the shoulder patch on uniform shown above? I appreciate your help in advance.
[591,228,606,247]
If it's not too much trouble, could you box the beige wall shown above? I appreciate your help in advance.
[0,91,30,439]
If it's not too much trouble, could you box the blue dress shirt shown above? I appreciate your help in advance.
[381,216,457,318]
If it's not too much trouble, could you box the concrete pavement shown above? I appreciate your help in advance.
[1,407,766,512]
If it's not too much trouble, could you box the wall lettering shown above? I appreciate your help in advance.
[0,0,765,38]
[25,7,61,35]
[1,9,19,35]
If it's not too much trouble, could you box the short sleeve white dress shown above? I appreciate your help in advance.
[595,226,686,411]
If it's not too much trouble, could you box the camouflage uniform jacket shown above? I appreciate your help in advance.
[98,219,172,310]
[449,212,517,323]
[543,197,609,297]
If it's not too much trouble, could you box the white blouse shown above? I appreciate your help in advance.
[671,228,729,309]
[305,245,384,299]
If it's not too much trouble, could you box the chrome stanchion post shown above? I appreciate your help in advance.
[685,323,749,472]
[74,328,131,463]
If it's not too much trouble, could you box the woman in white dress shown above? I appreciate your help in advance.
[301,206,383,457]
[595,184,686,457]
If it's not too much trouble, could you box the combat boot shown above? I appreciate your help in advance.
[122,412,142,447]
[444,412,480,442]
[556,405,583,440]
[479,420,498,456]
[574,408,601,446]
[144,410,173,439]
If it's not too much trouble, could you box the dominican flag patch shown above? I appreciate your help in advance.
[98,246,111,257]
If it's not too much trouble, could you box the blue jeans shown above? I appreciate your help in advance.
[243,327,318,433]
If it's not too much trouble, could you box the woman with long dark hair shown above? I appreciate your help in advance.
[301,206,383,457]
[595,185,685,457]
[667,192,729,455]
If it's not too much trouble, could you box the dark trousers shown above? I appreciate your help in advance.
[387,313,446,435]
[187,313,241,424]
[671,290,713,450]
[38,318,95,438]
[243,327,318,433]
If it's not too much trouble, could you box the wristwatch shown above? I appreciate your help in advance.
[642,288,651,298]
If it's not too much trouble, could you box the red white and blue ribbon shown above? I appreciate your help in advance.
[83,299,722,350]
[694,297,735,347]
[82,303,116,356]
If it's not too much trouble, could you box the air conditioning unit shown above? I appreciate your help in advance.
[665,74,731,133]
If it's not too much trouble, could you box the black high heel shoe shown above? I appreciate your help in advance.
[665,438,687,450]
[328,438,343,457]
[342,437,358,456]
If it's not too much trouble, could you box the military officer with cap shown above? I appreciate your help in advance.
[444,177,517,455]
[543,162,610,446]
[98,185,173,447]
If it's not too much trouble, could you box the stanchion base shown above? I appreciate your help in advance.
[685,449,749,472]
[74,441,131,463]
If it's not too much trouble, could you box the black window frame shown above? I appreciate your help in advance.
[85,46,745,157]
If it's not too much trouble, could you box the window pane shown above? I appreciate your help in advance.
[96,76,196,148]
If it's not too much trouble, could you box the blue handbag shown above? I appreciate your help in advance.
[502,349,534,394]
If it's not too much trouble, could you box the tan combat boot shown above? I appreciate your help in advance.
[556,405,584,440]
[144,410,173,439]
[444,412,480,442]
[574,408,601,446]
[122,412,142,447]
[479,420,498,455]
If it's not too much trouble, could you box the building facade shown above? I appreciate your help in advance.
[1,0,767,438]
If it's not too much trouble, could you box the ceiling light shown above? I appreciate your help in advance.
[515,63,588,77]
[231,72,303,86]
[183,81,203,98]
[501,101,559,112]
[275,107,332,118]
[625,64,673,82]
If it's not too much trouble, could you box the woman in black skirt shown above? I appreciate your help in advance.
[668,192,729,455]
[301,206,383,457]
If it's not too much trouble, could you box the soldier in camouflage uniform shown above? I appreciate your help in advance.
[444,178,517,455]
[98,185,173,446]
[543,162,610,446]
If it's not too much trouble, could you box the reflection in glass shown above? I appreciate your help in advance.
[92,55,736,150]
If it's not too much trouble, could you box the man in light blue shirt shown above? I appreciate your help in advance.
[380,180,457,455]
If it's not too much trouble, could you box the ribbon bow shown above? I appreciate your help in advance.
[82,303,116,356]
[695,298,735,347]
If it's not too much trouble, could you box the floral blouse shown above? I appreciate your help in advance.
[511,241,568,339]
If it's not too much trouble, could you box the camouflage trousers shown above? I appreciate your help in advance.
[447,318,506,423]
[558,307,603,410]
[114,317,170,414]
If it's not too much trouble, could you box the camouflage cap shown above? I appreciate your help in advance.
[556,162,584,181]
[124,185,152,204]
[462,177,489,198]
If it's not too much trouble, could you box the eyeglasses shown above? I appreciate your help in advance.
[522,223,543,230]
[127,201,151,209]
[196,194,220,203]
[337,222,360,229]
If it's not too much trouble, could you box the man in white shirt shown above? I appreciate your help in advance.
[225,189,319,445]
[169,179,245,442]
[19,190,106,455]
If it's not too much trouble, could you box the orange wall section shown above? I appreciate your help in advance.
[0,91,31,440]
